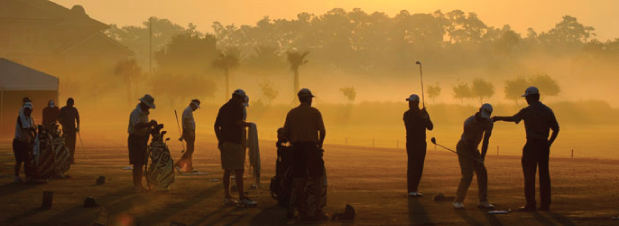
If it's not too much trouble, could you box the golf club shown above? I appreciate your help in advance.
[430,137,483,164]
[415,61,425,108]
[78,131,87,159]
[174,110,186,153]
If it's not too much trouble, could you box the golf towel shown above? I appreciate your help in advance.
[248,123,261,177]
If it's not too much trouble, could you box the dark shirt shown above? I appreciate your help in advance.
[42,106,60,125]
[460,115,493,147]
[282,103,325,144]
[58,106,80,132]
[403,109,433,141]
[512,101,559,140]
[215,99,244,144]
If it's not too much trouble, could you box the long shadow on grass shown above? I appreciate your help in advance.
[133,184,222,225]
[0,181,37,198]
[4,207,46,225]
[408,198,433,225]
[248,204,287,226]
[532,212,576,226]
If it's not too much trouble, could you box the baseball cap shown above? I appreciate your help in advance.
[406,94,420,102]
[297,88,315,98]
[233,89,246,97]
[480,103,493,119]
[139,94,156,109]
[521,86,539,97]
[191,99,201,108]
[243,95,249,107]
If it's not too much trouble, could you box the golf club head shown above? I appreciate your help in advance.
[415,61,421,65]
[430,137,437,145]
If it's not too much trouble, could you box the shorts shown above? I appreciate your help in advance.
[219,142,246,170]
[291,142,324,178]
[128,134,148,165]
[13,139,29,162]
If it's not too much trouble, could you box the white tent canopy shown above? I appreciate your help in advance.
[0,58,58,91]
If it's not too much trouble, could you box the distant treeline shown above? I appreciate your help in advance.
[101,8,619,105]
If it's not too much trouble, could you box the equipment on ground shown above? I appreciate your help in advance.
[26,125,55,182]
[415,61,425,108]
[49,123,71,177]
[174,110,185,153]
[270,144,327,211]
[430,137,484,164]
[146,123,175,191]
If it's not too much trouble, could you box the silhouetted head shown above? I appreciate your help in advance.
[477,103,493,121]
[23,102,33,117]
[139,94,156,111]
[67,98,75,107]
[190,99,201,111]
[297,88,315,105]
[521,86,540,105]
[406,94,420,110]
[48,100,55,108]
[232,89,246,105]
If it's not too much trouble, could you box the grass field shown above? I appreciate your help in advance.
[1,137,619,226]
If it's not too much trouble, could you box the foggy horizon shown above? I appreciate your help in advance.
[54,0,619,41]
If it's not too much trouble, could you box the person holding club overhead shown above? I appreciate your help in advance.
[452,103,495,209]
[403,94,433,197]
[492,86,559,211]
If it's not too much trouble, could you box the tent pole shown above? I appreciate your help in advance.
[1,87,4,137]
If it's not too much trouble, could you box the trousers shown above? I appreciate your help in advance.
[522,139,551,208]
[406,140,426,192]
[454,140,488,203]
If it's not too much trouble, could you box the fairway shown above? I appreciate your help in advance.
[1,138,618,226]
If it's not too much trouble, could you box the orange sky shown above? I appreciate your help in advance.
[53,0,619,41]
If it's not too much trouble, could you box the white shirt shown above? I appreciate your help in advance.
[128,104,149,136]
[15,113,35,142]
[182,105,196,131]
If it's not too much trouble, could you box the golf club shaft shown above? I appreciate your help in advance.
[174,110,186,152]
[418,64,425,108]
[434,143,484,164]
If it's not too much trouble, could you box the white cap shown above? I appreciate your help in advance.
[23,102,33,110]
[522,86,539,97]
[406,94,420,102]
[243,95,249,107]
[139,94,156,109]
[297,88,315,98]
[233,89,246,97]
[480,103,493,119]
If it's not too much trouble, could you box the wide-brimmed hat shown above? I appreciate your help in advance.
[139,94,156,109]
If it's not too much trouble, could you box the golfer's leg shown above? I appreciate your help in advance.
[474,162,489,202]
[455,154,474,203]
[313,176,323,214]
[292,178,307,213]
[414,143,427,191]
[522,144,537,207]
[13,140,21,177]
[235,169,245,198]
[223,170,231,197]
[133,163,143,187]
[66,132,76,163]
[186,138,195,170]
[538,146,551,208]
[406,143,413,192]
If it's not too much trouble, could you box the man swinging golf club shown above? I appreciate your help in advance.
[492,87,559,211]
[403,94,433,197]
[453,103,495,209]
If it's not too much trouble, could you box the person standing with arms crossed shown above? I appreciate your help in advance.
[403,94,433,197]
[452,103,495,209]
[128,94,158,193]
[493,86,560,211]
[176,99,200,173]
[214,89,257,206]
[58,98,80,164]
[283,88,327,220]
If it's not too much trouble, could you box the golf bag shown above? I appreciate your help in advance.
[49,123,71,177]
[270,144,328,209]
[26,125,56,181]
[146,124,175,189]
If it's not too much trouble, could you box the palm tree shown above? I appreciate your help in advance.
[213,48,241,101]
[286,51,309,95]
[114,59,142,104]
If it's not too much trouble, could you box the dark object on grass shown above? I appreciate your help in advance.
[170,221,187,226]
[332,204,356,221]
[96,176,106,185]
[42,191,53,209]
[433,193,456,201]
[84,196,100,208]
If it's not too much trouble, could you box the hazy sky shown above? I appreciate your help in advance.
[54,0,618,40]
